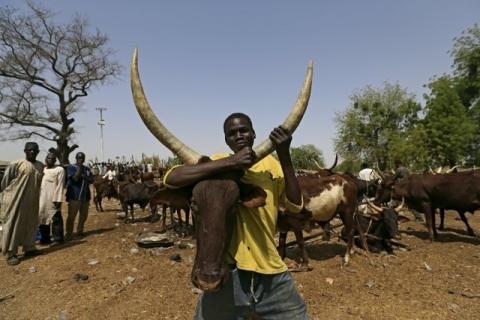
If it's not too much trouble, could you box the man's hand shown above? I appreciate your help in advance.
[229,147,256,170]
[270,126,292,156]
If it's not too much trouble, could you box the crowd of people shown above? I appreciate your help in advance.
[0,144,164,267]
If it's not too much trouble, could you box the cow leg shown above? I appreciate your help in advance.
[458,211,475,236]
[278,231,287,259]
[94,195,99,212]
[421,202,436,241]
[94,194,102,212]
[177,209,183,227]
[439,208,445,230]
[150,204,159,223]
[99,196,104,212]
[129,204,135,223]
[185,208,192,236]
[161,205,167,232]
[170,209,175,227]
[322,222,331,241]
[121,202,129,223]
[294,229,310,269]
[340,212,355,265]
[185,207,190,228]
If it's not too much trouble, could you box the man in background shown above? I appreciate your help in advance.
[0,142,44,266]
[38,150,65,244]
[65,152,94,241]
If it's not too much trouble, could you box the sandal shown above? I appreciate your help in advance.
[7,256,20,266]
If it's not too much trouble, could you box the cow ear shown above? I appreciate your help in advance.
[238,183,267,208]
[398,214,410,224]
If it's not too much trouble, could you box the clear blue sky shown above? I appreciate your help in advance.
[1,0,479,164]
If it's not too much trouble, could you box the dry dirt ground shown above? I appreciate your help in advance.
[2,197,480,320]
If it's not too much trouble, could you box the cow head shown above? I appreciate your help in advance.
[374,175,395,204]
[366,198,405,239]
[130,49,312,291]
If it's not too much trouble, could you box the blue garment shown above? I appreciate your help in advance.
[65,165,93,202]
[194,267,308,320]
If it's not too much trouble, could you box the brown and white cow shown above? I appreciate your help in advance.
[278,172,359,267]
[130,48,313,292]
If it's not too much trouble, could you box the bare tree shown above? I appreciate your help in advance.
[0,2,121,163]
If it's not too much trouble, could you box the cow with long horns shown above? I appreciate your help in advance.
[131,49,311,319]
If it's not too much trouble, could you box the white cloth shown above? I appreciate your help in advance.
[358,168,379,181]
[0,159,44,254]
[39,166,65,225]
[103,170,116,181]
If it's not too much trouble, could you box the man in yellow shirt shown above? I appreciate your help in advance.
[164,113,308,319]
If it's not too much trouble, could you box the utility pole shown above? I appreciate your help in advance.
[96,107,107,162]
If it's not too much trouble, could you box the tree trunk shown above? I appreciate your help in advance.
[55,138,78,165]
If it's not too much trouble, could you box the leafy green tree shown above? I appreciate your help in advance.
[290,144,325,170]
[451,23,480,106]
[334,82,422,169]
[422,76,476,166]
[449,24,480,165]
[335,158,362,175]
[0,2,121,163]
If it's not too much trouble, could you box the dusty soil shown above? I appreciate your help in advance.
[1,197,480,320]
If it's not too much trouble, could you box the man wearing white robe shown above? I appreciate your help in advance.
[0,142,44,266]
[38,152,65,244]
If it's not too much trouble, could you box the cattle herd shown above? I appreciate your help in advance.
[90,155,480,278]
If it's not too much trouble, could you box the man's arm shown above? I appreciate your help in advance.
[270,126,302,206]
[165,148,256,188]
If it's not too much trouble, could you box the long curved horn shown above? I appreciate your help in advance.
[365,197,383,214]
[313,159,322,169]
[253,62,313,162]
[394,197,405,213]
[327,154,338,171]
[436,166,442,174]
[131,48,202,165]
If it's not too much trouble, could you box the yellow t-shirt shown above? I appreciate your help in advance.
[163,153,303,274]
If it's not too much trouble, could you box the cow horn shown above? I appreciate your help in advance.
[375,163,385,180]
[428,166,434,174]
[436,166,442,174]
[328,154,338,171]
[313,159,322,169]
[253,61,313,162]
[394,197,405,213]
[446,165,459,173]
[365,197,383,214]
[130,48,202,165]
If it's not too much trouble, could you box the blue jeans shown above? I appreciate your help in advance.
[194,267,308,320]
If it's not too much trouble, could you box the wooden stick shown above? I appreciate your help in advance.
[0,288,19,303]
[285,223,343,248]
